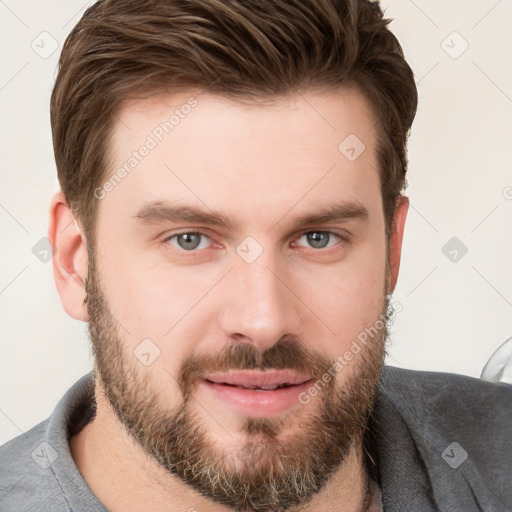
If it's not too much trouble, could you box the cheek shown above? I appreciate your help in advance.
[96,248,218,369]
[296,241,387,348]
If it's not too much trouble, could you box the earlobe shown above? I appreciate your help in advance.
[48,190,89,321]
[387,195,409,294]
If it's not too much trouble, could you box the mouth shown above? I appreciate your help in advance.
[205,381,298,391]
[200,370,315,417]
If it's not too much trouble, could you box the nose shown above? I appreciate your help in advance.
[218,250,303,352]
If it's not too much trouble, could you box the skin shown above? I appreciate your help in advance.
[49,86,408,512]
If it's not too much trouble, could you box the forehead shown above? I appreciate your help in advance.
[100,87,381,231]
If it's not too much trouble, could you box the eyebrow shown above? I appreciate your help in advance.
[132,200,369,231]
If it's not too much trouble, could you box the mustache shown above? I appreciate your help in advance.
[178,337,336,400]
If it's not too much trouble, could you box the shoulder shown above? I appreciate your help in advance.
[377,365,512,472]
[0,373,97,512]
[372,366,512,509]
[0,420,70,512]
[379,365,512,418]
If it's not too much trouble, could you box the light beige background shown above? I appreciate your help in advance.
[1,0,511,445]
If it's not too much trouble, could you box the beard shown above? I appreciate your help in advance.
[85,249,389,512]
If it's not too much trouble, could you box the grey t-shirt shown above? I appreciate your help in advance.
[1,366,511,511]
[0,375,105,512]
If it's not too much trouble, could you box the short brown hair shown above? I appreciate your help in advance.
[50,0,417,244]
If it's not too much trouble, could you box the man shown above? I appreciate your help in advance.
[0,0,510,511]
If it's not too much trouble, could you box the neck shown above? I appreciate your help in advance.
[70,381,372,512]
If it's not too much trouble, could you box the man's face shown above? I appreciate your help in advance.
[86,87,391,511]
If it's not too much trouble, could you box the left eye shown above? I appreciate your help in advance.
[296,231,341,249]
[165,230,341,252]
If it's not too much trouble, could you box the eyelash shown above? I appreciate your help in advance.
[162,230,348,256]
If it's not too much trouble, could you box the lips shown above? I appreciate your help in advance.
[204,370,313,390]
[199,369,315,417]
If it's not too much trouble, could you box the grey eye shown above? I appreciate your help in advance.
[180,233,200,250]
[167,232,210,251]
[300,231,338,249]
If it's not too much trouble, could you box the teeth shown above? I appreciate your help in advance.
[238,384,289,390]
[212,380,295,390]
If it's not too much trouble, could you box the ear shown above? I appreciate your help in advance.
[387,195,409,294]
[48,190,89,321]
